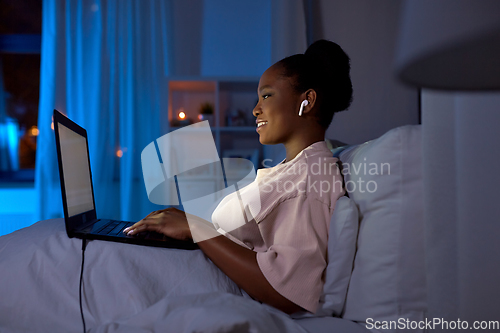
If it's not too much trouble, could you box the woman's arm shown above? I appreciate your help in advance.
[124,208,303,315]
[197,233,302,314]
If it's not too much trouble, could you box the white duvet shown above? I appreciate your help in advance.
[0,219,307,333]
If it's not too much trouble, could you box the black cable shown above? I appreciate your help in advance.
[80,238,88,333]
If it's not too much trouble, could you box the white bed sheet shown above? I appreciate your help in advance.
[0,219,308,333]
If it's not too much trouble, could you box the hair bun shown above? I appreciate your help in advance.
[305,39,353,113]
[305,39,350,75]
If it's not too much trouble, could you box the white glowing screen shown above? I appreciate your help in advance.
[58,123,95,217]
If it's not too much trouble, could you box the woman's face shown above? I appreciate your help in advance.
[253,65,301,145]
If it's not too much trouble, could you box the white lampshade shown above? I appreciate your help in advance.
[395,0,500,90]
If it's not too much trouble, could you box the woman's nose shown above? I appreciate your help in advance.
[253,103,261,117]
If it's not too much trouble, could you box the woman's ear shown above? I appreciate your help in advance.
[301,89,317,115]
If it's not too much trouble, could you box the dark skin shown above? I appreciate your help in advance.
[124,63,327,315]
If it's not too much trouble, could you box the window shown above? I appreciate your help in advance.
[0,0,42,182]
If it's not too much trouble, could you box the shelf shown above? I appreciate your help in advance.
[169,80,216,92]
[167,126,256,132]
[168,126,216,132]
[218,126,256,132]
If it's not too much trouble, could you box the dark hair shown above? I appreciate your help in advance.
[276,39,353,128]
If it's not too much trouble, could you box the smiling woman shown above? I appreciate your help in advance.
[126,39,354,315]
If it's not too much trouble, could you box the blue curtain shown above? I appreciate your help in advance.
[0,56,20,172]
[36,0,170,221]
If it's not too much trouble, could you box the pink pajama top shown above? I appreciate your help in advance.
[212,141,345,313]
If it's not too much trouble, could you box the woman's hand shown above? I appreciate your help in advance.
[123,208,192,241]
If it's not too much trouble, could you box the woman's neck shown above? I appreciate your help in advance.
[283,133,325,163]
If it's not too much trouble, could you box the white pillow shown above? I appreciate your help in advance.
[292,195,359,318]
[340,125,426,330]
[319,195,359,317]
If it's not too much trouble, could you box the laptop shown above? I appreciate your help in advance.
[53,109,198,250]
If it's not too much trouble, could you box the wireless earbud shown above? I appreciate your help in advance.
[298,100,309,116]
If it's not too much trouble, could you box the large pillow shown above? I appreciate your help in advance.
[292,195,359,319]
[319,195,359,317]
[340,125,426,331]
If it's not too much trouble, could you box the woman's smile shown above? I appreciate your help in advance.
[256,119,268,132]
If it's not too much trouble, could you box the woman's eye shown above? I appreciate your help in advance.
[262,94,270,99]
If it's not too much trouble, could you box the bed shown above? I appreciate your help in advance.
[0,125,425,333]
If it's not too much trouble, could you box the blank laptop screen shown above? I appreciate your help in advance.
[58,123,95,217]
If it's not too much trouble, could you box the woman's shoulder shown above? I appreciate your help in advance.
[298,142,341,180]
[298,142,344,205]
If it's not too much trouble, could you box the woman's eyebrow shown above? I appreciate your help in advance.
[258,85,272,93]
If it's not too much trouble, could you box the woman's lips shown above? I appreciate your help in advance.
[256,120,268,133]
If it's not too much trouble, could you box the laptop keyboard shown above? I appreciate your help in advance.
[96,220,132,236]
[91,219,170,243]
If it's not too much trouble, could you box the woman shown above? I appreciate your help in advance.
[124,39,353,315]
